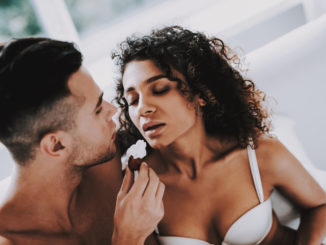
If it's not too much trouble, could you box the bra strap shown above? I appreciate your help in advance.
[247,145,264,203]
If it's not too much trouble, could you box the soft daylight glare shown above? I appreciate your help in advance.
[1,0,326,180]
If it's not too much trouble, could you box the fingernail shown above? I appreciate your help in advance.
[141,162,147,169]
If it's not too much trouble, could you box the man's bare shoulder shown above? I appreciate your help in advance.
[0,236,13,245]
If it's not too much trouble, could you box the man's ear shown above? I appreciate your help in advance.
[40,132,67,157]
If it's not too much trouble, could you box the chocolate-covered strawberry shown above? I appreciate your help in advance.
[126,140,147,172]
[128,155,143,171]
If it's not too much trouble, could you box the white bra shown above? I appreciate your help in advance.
[158,146,273,245]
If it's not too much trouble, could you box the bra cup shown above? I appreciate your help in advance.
[158,236,213,245]
[222,199,273,245]
[157,145,273,245]
[158,200,273,245]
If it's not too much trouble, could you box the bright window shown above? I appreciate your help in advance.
[0,0,43,42]
[65,0,163,37]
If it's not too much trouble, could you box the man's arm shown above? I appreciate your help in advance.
[112,162,164,245]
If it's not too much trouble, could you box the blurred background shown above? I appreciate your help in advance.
[1,0,326,180]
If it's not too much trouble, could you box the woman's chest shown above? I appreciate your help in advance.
[157,164,273,243]
[158,181,222,243]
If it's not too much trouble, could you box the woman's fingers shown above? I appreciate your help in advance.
[113,164,164,244]
[129,162,150,198]
[117,166,134,200]
[143,167,160,200]
[156,181,165,200]
[119,161,165,221]
[143,167,165,219]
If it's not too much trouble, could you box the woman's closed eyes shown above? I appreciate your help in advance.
[153,85,170,95]
[127,84,171,106]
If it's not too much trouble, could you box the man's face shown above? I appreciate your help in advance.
[67,67,117,169]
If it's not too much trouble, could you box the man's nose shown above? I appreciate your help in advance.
[103,101,117,118]
[110,103,118,115]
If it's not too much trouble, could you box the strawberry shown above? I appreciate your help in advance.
[128,155,142,171]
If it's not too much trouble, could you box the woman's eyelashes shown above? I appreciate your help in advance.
[153,85,170,95]
[127,85,171,106]
[129,97,138,106]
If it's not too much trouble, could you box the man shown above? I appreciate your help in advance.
[0,37,164,244]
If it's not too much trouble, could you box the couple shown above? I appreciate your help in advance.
[0,26,325,245]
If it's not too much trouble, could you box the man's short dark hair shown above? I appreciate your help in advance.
[0,37,83,164]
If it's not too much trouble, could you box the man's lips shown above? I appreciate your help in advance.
[111,131,116,141]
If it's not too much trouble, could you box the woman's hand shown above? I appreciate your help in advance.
[112,162,165,245]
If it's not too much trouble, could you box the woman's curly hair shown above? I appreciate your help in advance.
[112,26,270,154]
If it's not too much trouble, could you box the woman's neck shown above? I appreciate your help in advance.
[158,120,238,179]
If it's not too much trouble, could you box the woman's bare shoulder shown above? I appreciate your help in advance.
[256,133,281,148]
[256,134,289,155]
[255,134,296,174]
[255,137,326,208]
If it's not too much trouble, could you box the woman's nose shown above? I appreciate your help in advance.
[138,96,156,116]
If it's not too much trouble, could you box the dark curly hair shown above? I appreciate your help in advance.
[112,26,270,154]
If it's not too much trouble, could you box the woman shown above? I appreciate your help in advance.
[112,26,326,244]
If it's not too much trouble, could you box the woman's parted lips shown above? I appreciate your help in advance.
[142,121,166,132]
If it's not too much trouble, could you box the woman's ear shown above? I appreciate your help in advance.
[40,132,66,157]
[198,97,207,107]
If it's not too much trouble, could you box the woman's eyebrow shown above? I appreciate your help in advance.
[146,74,167,83]
[125,74,168,93]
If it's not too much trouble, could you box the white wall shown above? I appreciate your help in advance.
[0,146,14,180]
[246,14,326,170]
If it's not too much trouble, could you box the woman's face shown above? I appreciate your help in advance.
[122,59,200,148]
